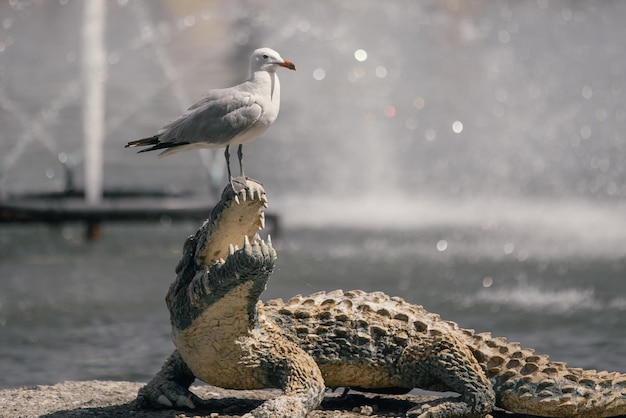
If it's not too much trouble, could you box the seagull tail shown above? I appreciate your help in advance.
[125,136,159,149]
[125,136,191,156]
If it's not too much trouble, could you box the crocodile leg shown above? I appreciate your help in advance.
[135,350,201,409]
[398,332,495,418]
[239,334,326,418]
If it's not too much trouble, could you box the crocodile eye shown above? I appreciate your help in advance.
[262,54,268,59]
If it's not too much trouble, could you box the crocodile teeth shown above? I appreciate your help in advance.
[240,191,247,202]
[228,244,235,255]
[261,195,268,208]
[254,233,261,241]
[234,195,240,205]
[260,212,266,229]
[243,235,251,250]
[267,234,272,246]
[247,188,255,201]
[218,258,225,264]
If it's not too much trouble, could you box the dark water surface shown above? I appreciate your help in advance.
[1,219,624,389]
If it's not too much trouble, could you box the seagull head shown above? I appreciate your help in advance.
[250,47,297,74]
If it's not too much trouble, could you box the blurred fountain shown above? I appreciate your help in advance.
[82,0,106,206]
[0,0,625,229]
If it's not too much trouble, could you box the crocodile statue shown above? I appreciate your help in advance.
[136,178,626,418]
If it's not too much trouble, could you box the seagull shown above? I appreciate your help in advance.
[125,47,296,190]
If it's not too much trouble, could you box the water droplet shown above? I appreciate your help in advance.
[517,250,529,262]
[405,118,418,130]
[425,129,437,141]
[580,125,592,139]
[312,68,326,81]
[606,182,619,195]
[561,8,573,21]
[452,120,464,134]
[354,49,368,62]
[482,277,493,288]
[45,168,55,179]
[385,105,396,118]
[581,85,593,99]
[413,97,425,109]
[183,14,196,28]
[504,243,515,255]
[375,66,387,78]
[436,240,448,252]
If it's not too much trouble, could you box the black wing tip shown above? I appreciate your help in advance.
[137,141,191,154]
[125,136,159,149]
[125,135,191,154]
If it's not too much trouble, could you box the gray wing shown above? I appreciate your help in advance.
[156,85,263,146]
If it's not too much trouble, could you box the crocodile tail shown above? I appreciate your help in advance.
[465,331,626,417]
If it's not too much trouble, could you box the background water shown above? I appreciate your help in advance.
[1,0,625,390]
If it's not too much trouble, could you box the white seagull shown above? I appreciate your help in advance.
[125,47,296,189]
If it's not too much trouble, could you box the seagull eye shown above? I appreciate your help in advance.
[262,54,268,59]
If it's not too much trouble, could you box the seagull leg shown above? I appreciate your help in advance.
[237,144,245,178]
[225,144,247,192]
[224,146,232,180]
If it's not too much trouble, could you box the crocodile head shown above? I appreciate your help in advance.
[192,179,269,269]
[166,179,276,331]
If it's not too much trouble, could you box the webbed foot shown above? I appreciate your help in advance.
[230,175,249,193]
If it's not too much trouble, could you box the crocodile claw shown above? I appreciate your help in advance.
[136,375,201,410]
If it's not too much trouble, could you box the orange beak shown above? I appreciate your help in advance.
[280,60,297,71]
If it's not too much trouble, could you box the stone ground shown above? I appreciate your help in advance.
[0,380,540,418]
